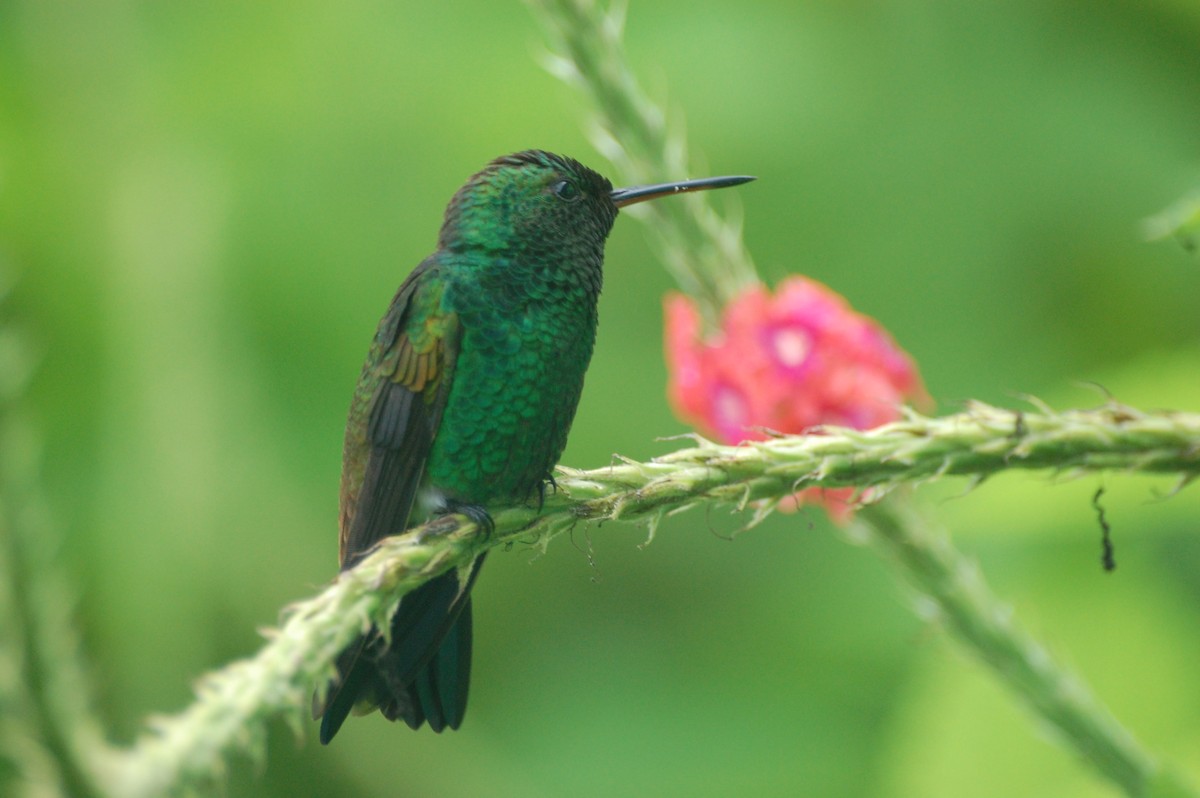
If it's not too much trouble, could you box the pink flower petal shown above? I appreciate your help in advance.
[663,279,930,522]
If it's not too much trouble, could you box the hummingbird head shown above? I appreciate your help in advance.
[438,150,618,260]
[438,150,755,257]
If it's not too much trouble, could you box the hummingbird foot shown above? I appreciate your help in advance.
[535,473,559,512]
[441,500,495,541]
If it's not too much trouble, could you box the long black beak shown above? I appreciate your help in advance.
[610,175,755,208]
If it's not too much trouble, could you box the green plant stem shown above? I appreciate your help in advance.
[91,400,1200,796]
[5,392,1200,796]
[0,324,111,798]
[857,498,1159,795]
[530,0,759,322]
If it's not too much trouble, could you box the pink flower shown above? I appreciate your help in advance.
[664,277,930,522]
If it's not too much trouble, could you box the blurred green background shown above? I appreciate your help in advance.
[3,1,1200,796]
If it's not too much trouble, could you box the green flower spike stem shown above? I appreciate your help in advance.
[530,0,759,323]
[856,498,1194,797]
[98,401,1199,797]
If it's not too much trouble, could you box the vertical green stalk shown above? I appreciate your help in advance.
[0,281,111,798]
[530,0,759,324]
[857,498,1195,797]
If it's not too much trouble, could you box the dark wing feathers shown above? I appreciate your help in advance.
[339,384,432,567]
[338,261,455,568]
[320,260,484,741]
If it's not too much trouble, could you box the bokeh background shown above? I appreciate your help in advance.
[3,1,1200,796]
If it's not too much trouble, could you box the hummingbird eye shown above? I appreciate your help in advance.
[551,179,581,202]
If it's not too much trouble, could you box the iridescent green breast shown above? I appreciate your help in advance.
[423,253,600,505]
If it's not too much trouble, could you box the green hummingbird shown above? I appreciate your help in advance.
[317,150,753,743]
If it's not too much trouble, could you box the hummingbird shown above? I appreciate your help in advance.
[317,150,753,743]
